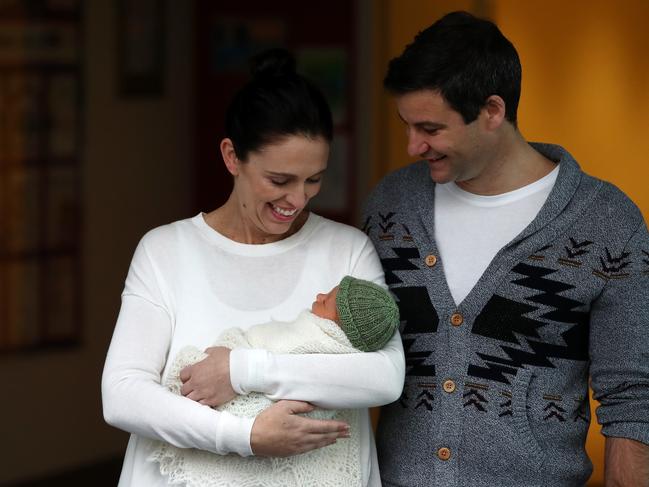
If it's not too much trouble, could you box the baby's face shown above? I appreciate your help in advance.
[311,286,340,323]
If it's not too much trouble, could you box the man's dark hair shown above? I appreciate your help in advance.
[225,48,333,161]
[384,11,521,126]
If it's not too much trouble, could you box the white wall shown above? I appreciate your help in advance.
[0,1,194,483]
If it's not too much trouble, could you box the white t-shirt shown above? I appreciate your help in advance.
[434,165,559,305]
[102,213,405,486]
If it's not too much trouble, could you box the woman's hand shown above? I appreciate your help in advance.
[250,400,350,457]
[180,346,236,407]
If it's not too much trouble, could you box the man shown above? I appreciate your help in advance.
[363,11,649,487]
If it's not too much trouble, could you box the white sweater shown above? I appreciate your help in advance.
[102,213,405,486]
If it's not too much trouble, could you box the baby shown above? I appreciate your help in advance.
[309,275,399,352]
[149,276,400,487]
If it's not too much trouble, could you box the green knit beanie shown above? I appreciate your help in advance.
[335,276,400,352]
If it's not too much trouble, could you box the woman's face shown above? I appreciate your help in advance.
[232,135,329,242]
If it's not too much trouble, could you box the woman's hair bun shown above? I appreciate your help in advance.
[250,48,297,79]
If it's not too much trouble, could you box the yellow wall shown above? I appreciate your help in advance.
[496,0,649,221]
[373,1,649,485]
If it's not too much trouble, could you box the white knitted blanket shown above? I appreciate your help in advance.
[148,311,363,487]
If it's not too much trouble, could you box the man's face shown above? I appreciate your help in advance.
[395,89,489,185]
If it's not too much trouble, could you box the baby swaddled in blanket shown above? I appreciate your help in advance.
[149,276,400,487]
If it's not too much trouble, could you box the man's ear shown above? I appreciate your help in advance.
[220,138,240,176]
[482,95,507,130]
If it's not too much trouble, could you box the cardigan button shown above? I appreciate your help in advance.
[437,447,451,461]
[425,254,438,267]
[443,380,456,393]
[450,313,464,326]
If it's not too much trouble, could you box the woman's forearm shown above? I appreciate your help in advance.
[231,331,406,409]
[102,294,254,456]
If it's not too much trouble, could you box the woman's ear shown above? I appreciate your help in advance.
[220,138,240,176]
[482,95,506,130]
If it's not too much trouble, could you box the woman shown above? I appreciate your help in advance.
[102,48,405,486]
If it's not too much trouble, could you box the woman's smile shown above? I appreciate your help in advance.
[269,203,299,219]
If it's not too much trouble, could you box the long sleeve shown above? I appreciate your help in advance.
[590,220,649,445]
[230,237,406,408]
[231,332,404,408]
[101,239,254,456]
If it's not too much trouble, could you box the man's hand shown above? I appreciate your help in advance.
[251,400,350,457]
[605,437,649,487]
[180,346,236,407]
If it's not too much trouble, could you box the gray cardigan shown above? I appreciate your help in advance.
[363,143,649,487]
